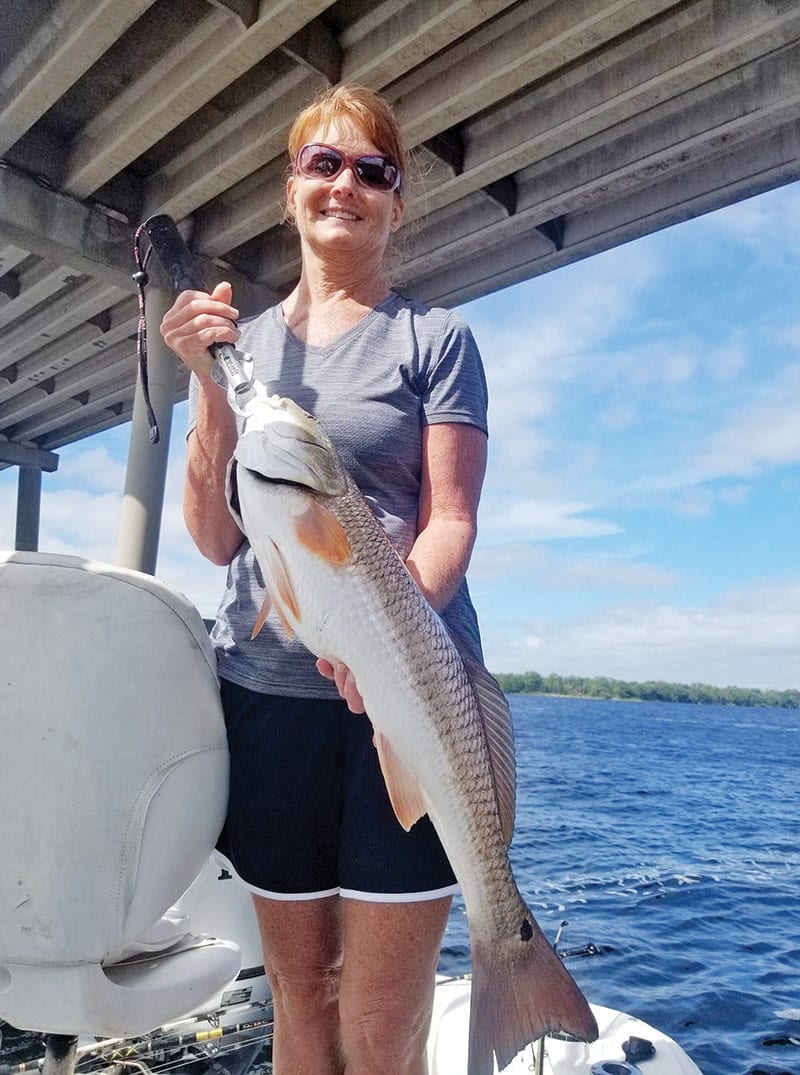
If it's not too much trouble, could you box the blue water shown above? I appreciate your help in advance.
[438,695,800,1075]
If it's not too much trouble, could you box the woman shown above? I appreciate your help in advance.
[161,84,488,1075]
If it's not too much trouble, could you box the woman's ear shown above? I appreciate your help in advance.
[390,193,405,233]
[284,175,297,223]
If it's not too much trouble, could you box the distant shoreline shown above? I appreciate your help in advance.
[493,672,800,709]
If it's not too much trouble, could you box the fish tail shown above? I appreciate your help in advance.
[468,911,598,1075]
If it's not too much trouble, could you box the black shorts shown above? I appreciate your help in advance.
[215,679,458,902]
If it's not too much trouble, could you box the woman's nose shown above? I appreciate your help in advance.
[330,163,359,192]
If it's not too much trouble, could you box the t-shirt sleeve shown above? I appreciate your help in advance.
[421,311,489,435]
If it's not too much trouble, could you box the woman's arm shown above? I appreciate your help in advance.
[184,386,244,565]
[318,421,487,710]
[160,282,245,565]
[405,421,487,612]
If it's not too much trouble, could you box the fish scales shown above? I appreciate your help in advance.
[302,477,501,854]
[228,392,598,1074]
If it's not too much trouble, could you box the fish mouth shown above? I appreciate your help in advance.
[234,425,348,496]
[235,430,338,492]
[231,392,349,495]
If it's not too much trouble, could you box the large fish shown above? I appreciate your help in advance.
[227,389,598,1074]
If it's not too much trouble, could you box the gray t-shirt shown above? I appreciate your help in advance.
[189,292,488,698]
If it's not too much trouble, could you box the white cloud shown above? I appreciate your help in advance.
[38,489,122,561]
[479,497,621,541]
[470,540,678,591]
[692,362,800,481]
[698,180,800,261]
[56,444,128,494]
[483,580,800,691]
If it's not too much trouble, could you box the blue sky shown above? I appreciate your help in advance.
[2,181,798,690]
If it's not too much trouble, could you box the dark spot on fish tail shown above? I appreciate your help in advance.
[520,919,533,942]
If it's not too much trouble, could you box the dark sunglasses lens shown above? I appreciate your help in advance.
[300,147,343,178]
[356,157,398,191]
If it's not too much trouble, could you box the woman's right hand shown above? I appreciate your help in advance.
[160,281,240,380]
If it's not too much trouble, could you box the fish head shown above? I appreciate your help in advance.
[234,391,348,496]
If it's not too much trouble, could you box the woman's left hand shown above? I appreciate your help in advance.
[316,658,366,714]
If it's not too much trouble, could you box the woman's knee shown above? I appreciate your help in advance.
[340,986,432,1073]
[268,956,343,1024]
[253,895,343,1027]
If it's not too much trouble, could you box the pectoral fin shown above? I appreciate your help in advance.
[292,499,352,566]
[252,536,301,640]
[224,458,247,534]
[251,592,272,639]
[373,732,428,832]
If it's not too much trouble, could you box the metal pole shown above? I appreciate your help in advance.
[116,287,177,574]
[15,465,42,551]
[41,1035,77,1075]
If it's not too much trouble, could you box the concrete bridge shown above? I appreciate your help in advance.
[2,0,799,562]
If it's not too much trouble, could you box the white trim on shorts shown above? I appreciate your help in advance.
[215,851,458,903]
[339,883,459,903]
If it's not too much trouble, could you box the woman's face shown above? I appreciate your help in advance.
[286,118,404,267]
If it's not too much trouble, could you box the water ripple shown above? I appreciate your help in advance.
[440,695,800,1075]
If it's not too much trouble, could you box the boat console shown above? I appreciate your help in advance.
[0,552,240,1057]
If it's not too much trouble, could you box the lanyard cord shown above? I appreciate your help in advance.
[131,224,160,444]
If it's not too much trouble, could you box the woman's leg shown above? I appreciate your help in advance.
[253,894,344,1075]
[339,895,452,1075]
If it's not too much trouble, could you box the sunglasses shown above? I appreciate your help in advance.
[295,143,402,193]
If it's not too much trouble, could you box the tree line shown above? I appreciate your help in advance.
[492,671,800,709]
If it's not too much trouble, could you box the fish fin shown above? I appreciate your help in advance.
[253,536,300,637]
[292,500,352,567]
[276,606,294,639]
[224,459,246,534]
[469,913,598,1074]
[251,593,272,639]
[452,638,517,846]
[373,731,428,832]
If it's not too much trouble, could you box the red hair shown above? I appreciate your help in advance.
[288,84,407,184]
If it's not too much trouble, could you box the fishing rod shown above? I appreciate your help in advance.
[0,1008,274,1075]
[532,921,570,1075]
[131,214,257,441]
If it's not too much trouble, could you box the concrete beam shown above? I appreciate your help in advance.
[206,0,260,29]
[410,121,800,309]
[0,242,29,277]
[281,19,342,83]
[188,0,667,257]
[342,0,519,87]
[63,0,337,200]
[0,283,131,365]
[0,260,83,333]
[142,0,519,227]
[0,165,135,291]
[192,156,289,257]
[408,0,800,222]
[141,66,325,221]
[396,40,800,285]
[8,369,135,443]
[187,0,787,258]
[0,335,136,424]
[0,0,159,156]
[387,0,680,144]
[36,403,134,452]
[0,439,59,472]
[0,165,268,330]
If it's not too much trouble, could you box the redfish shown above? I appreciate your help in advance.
[227,391,598,1074]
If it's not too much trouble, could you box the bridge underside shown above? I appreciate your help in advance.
[1,0,799,556]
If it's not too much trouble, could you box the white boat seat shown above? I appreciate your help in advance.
[0,552,240,1038]
[117,907,192,960]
